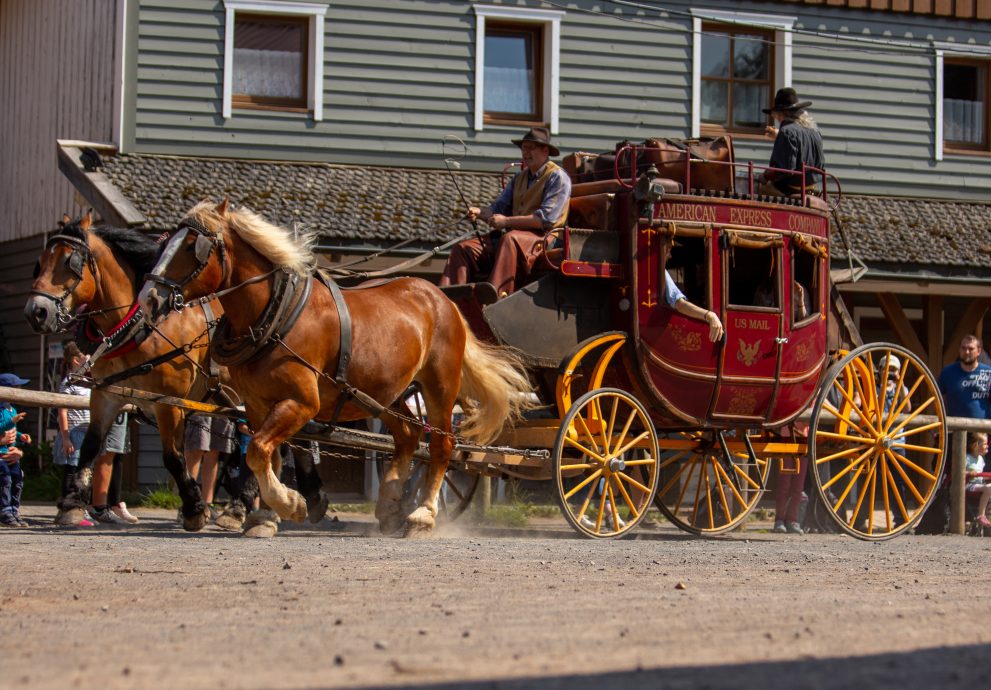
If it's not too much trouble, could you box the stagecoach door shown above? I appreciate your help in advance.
[710,230,783,422]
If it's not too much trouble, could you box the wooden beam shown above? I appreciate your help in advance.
[56,144,147,228]
[924,294,943,375]
[877,293,926,360]
[942,298,991,365]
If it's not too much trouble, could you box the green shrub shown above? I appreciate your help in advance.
[21,463,62,502]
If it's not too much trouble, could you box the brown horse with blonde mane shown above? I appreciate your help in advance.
[139,200,533,535]
[24,212,254,530]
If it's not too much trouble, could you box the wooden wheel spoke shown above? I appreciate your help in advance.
[611,430,651,460]
[885,449,927,505]
[615,470,651,495]
[612,409,638,460]
[886,395,936,438]
[563,468,603,501]
[563,436,606,463]
[622,457,657,467]
[846,456,875,530]
[606,482,621,531]
[594,481,608,531]
[610,474,641,520]
[604,397,620,457]
[881,365,917,432]
[593,398,610,456]
[865,459,878,533]
[576,480,598,527]
[658,450,692,471]
[891,441,942,455]
[882,457,911,527]
[573,412,603,458]
[816,444,871,465]
[815,430,874,445]
[832,453,871,516]
[691,457,710,527]
[823,398,873,440]
[711,460,744,515]
[658,455,693,497]
[560,462,597,471]
[828,380,876,438]
[728,460,763,492]
[891,420,942,439]
[880,451,892,531]
[849,362,882,437]
[886,448,937,485]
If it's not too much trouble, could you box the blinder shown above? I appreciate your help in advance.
[194,232,214,264]
[29,233,96,329]
[143,217,228,319]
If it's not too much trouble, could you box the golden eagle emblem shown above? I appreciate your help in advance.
[737,339,761,367]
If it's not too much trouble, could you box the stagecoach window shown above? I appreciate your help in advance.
[944,60,988,149]
[666,237,708,309]
[232,14,308,109]
[727,246,778,310]
[484,22,543,123]
[700,25,773,133]
[792,249,820,324]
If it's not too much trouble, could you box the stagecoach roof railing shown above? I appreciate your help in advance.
[612,144,842,213]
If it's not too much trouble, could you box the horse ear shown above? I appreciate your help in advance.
[216,198,229,216]
[60,214,71,227]
[80,210,93,231]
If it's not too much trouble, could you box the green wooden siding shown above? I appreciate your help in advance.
[129,0,991,199]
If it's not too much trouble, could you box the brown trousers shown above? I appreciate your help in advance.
[439,230,545,296]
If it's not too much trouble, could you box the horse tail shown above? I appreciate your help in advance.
[456,314,535,445]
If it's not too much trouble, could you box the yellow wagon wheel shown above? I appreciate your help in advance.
[552,388,660,539]
[653,432,770,535]
[809,343,946,540]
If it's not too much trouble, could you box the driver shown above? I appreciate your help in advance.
[440,127,571,298]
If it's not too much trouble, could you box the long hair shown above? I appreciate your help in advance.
[184,200,319,274]
[59,217,161,277]
[784,110,818,131]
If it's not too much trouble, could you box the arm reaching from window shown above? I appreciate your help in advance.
[674,299,724,343]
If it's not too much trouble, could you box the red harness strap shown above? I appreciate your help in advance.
[83,301,143,360]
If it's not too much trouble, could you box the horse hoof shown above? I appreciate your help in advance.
[55,508,86,526]
[182,509,209,532]
[404,507,435,538]
[378,515,405,536]
[243,521,279,538]
[306,492,329,524]
[286,489,308,523]
[214,508,246,532]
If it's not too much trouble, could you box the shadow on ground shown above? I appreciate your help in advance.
[336,643,987,690]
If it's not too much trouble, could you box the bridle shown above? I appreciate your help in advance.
[29,233,97,329]
[143,217,229,314]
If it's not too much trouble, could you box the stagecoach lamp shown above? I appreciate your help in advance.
[634,165,665,219]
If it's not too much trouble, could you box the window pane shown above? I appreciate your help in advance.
[732,83,768,128]
[701,81,728,125]
[733,35,768,80]
[944,63,985,145]
[701,33,730,77]
[234,19,304,100]
[485,33,535,115]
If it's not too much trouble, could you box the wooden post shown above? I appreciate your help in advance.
[476,476,492,518]
[950,429,967,535]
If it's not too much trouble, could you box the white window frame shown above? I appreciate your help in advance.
[222,0,327,121]
[933,42,991,161]
[473,5,563,134]
[690,9,796,138]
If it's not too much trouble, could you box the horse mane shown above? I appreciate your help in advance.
[58,216,162,277]
[185,201,318,274]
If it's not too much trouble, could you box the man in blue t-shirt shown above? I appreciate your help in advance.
[938,335,991,419]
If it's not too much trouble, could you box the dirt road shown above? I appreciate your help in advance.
[2,505,989,690]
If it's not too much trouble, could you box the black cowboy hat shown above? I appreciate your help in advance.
[511,127,560,157]
[762,87,812,114]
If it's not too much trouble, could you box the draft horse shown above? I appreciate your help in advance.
[139,200,534,535]
[24,212,255,530]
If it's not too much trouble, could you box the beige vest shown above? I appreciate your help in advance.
[511,161,568,229]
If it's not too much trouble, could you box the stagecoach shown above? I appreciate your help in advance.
[439,138,947,541]
[26,137,947,542]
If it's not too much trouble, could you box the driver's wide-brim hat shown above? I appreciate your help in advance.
[762,87,812,114]
[511,127,560,157]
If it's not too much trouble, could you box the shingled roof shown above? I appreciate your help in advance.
[100,152,502,243]
[88,151,991,274]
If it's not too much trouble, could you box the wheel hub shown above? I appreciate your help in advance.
[607,457,626,473]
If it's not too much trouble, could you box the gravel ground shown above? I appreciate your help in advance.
[2,504,990,690]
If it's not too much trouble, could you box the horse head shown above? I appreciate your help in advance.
[24,212,100,334]
[139,199,231,325]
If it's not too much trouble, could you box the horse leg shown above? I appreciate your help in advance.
[292,442,328,524]
[405,381,459,538]
[243,401,311,524]
[156,405,210,532]
[375,403,420,536]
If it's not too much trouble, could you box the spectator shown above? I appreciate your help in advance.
[938,335,991,419]
[54,341,136,526]
[184,413,235,516]
[965,432,991,529]
[918,335,991,534]
[0,373,32,527]
[773,426,808,535]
